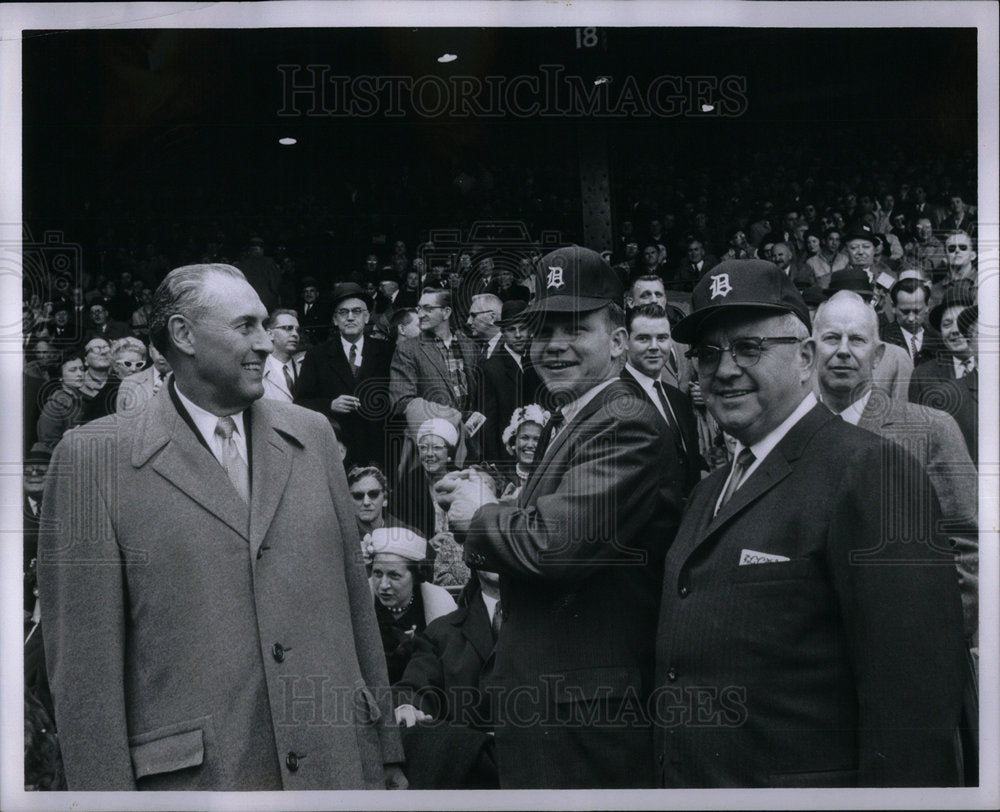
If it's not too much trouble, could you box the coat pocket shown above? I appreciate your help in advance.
[128,715,211,780]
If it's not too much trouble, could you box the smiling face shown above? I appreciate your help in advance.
[514,421,542,465]
[695,312,813,447]
[845,238,874,267]
[372,554,415,611]
[529,307,627,403]
[939,305,970,359]
[627,315,672,379]
[417,433,452,476]
[172,273,273,414]
[417,293,451,336]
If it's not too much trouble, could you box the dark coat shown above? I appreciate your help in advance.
[474,346,547,465]
[620,367,706,497]
[295,336,393,470]
[655,405,966,787]
[297,299,332,346]
[880,321,945,367]
[908,357,978,464]
[463,380,684,788]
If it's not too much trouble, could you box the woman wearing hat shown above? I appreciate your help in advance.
[498,404,550,500]
[367,526,456,683]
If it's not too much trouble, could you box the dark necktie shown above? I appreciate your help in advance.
[654,380,688,457]
[716,447,755,514]
[283,361,295,393]
[533,409,564,466]
[348,343,359,378]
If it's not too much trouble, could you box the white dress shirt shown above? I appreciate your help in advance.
[174,383,248,467]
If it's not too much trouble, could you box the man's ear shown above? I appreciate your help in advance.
[609,326,629,359]
[167,314,196,357]
[872,340,886,369]
[798,337,817,381]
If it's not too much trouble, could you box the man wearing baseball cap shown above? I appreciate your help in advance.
[653,259,967,787]
[436,245,683,788]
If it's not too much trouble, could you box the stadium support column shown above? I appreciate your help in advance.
[578,127,612,252]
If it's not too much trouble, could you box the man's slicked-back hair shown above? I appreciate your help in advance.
[422,287,452,310]
[149,264,247,357]
[626,303,668,332]
[265,308,299,329]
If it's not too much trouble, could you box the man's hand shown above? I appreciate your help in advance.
[688,380,705,407]
[384,762,408,790]
[394,703,431,728]
[434,470,499,531]
[330,394,361,414]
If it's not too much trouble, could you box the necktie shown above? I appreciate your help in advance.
[533,409,564,466]
[491,601,502,641]
[959,357,975,378]
[716,447,755,514]
[909,333,919,358]
[348,343,359,378]
[214,416,250,503]
[653,380,688,456]
[283,361,295,393]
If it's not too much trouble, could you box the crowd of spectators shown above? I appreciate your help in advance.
[22,125,981,789]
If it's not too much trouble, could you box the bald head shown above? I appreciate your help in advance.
[813,291,884,411]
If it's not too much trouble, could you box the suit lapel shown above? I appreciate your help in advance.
[418,338,453,386]
[138,390,251,539]
[326,339,356,389]
[459,598,495,663]
[248,401,294,559]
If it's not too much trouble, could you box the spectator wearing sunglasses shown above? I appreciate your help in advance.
[111,338,148,378]
[929,230,977,310]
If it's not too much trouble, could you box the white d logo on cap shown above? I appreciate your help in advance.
[546,267,566,290]
[709,273,733,299]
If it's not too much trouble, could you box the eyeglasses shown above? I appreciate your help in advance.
[270,324,299,332]
[350,488,383,501]
[416,304,445,313]
[335,307,367,317]
[686,336,802,373]
[117,360,145,368]
[946,244,970,252]
[468,310,495,318]
[417,443,447,454]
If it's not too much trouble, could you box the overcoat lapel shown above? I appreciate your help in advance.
[135,389,251,539]
[248,402,294,559]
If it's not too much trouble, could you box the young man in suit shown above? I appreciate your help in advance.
[653,260,967,787]
[39,264,405,791]
[880,272,943,366]
[295,283,392,469]
[436,246,683,789]
[260,308,301,404]
[621,303,705,496]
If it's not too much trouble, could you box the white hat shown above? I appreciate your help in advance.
[502,404,551,446]
[417,418,459,448]
[369,526,427,562]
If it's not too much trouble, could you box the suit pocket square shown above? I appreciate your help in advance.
[739,549,790,566]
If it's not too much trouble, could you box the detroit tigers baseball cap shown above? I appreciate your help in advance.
[524,245,623,315]
[673,259,811,343]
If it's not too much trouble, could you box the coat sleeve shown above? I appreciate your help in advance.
[318,418,405,766]
[464,406,683,582]
[38,428,136,789]
[393,624,448,718]
[825,438,966,785]
[388,340,420,419]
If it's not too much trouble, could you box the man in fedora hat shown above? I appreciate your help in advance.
[474,298,547,465]
[296,282,393,469]
[436,245,683,788]
[652,259,967,787]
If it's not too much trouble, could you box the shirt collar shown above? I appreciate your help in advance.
[827,387,872,426]
[504,344,524,370]
[173,382,246,447]
[559,378,619,427]
[340,334,364,355]
[737,391,817,478]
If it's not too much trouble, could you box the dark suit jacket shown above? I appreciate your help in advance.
[463,380,684,788]
[297,299,332,346]
[295,336,393,469]
[620,368,705,497]
[475,346,547,464]
[38,388,402,789]
[880,322,944,367]
[908,357,978,464]
[655,404,966,787]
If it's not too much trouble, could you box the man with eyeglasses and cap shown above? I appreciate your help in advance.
[435,245,683,789]
[652,259,967,788]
